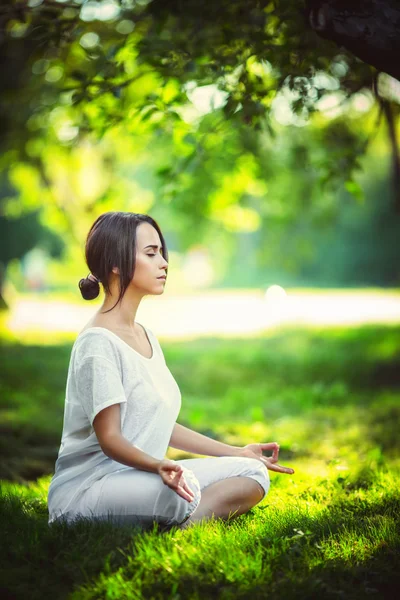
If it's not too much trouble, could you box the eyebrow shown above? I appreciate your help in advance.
[144,245,162,250]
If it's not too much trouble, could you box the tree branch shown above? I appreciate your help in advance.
[306,0,400,81]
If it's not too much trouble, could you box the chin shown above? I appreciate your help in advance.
[153,284,166,295]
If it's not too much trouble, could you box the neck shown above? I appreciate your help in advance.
[97,287,144,332]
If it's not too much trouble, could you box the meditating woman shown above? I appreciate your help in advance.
[47,211,294,530]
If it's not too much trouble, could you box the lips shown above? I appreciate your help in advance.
[157,276,166,280]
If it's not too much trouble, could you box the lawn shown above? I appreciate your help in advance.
[1,323,399,599]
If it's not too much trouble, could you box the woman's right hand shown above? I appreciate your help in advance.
[157,459,195,502]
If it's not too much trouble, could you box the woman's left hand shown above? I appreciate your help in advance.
[237,442,295,474]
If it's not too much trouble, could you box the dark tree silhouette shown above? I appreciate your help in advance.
[306,0,400,80]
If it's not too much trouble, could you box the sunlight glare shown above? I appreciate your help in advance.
[184,83,228,115]
[264,285,288,323]
[264,285,287,305]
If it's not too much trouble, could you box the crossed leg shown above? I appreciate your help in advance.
[175,456,270,529]
[62,456,269,531]
[180,476,265,529]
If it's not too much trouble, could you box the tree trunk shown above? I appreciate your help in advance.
[0,262,8,311]
[306,0,400,81]
[380,99,400,213]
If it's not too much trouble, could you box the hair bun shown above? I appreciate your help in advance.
[79,275,100,300]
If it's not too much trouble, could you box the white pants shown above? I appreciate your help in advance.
[60,456,270,530]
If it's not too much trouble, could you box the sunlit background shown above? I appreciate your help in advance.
[2,79,400,340]
[2,61,399,343]
[4,285,400,343]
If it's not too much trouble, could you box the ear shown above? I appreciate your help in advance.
[112,267,120,275]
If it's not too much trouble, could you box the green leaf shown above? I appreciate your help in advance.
[344,179,364,203]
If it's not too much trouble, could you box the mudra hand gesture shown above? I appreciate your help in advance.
[157,459,195,502]
[238,442,295,474]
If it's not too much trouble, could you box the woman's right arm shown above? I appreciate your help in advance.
[93,404,161,473]
[92,404,195,502]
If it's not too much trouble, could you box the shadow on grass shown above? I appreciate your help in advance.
[261,546,400,600]
[0,490,147,600]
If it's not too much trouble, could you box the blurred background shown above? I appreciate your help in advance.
[1,0,399,483]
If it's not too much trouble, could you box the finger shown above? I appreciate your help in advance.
[176,484,195,502]
[167,465,183,477]
[260,442,279,452]
[180,476,195,499]
[182,481,195,500]
[265,461,295,474]
[260,442,280,463]
[176,472,195,498]
[271,444,280,462]
[168,470,180,482]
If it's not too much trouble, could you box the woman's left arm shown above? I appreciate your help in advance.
[169,422,242,457]
[169,422,295,474]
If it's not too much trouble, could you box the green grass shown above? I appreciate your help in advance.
[1,323,400,598]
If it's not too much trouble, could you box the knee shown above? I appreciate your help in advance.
[243,458,270,500]
[154,467,202,527]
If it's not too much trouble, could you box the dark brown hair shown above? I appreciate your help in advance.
[78,211,168,314]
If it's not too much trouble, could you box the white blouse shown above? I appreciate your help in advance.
[47,324,182,523]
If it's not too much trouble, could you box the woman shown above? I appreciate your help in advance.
[47,211,294,531]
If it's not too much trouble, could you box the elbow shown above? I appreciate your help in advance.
[98,433,121,459]
[100,444,112,459]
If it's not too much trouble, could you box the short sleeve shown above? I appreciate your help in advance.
[75,355,127,425]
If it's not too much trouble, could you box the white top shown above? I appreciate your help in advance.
[47,324,182,523]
